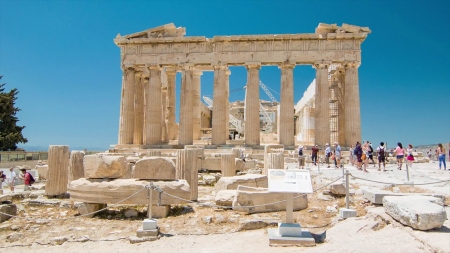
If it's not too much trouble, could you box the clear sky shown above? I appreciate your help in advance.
[1,0,449,151]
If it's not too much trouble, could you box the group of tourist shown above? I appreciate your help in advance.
[297,141,448,171]
[0,167,33,193]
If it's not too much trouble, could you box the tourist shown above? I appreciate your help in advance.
[19,168,32,191]
[395,142,405,170]
[334,142,342,168]
[406,144,415,168]
[325,143,331,168]
[437,143,446,170]
[298,145,306,169]
[9,167,17,193]
[349,145,355,166]
[377,142,386,172]
[355,142,366,172]
[427,149,432,161]
[362,141,370,171]
[0,170,6,191]
[311,145,319,166]
[367,142,376,167]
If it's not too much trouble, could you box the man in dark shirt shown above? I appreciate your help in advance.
[311,145,319,166]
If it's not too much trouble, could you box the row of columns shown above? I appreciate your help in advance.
[118,62,360,147]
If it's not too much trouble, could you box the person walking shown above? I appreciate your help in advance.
[437,143,447,170]
[19,168,32,191]
[377,142,386,172]
[406,144,415,168]
[311,145,319,166]
[395,142,405,170]
[368,142,376,167]
[362,141,370,171]
[334,142,342,168]
[354,141,366,172]
[298,145,306,169]
[325,143,331,168]
[349,145,355,166]
[8,167,17,193]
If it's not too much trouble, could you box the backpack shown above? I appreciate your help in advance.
[27,173,36,185]
[369,145,373,153]
[379,147,385,157]
[355,146,363,156]
[298,148,303,156]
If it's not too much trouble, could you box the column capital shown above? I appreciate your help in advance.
[138,67,150,78]
[245,62,261,70]
[343,62,360,69]
[193,70,203,76]
[147,64,162,71]
[122,64,135,72]
[312,61,331,69]
[179,63,195,71]
[279,62,295,69]
[165,68,177,76]
[212,64,228,71]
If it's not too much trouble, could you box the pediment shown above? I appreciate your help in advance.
[117,23,186,39]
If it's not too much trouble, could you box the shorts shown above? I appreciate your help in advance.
[378,156,385,163]
[335,155,341,160]
[368,154,373,160]
[407,155,414,161]
[357,155,362,163]
[397,155,404,159]
[298,157,305,166]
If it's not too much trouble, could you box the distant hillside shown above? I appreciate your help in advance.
[17,145,108,152]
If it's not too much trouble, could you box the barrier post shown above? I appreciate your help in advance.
[148,182,153,219]
[345,170,350,209]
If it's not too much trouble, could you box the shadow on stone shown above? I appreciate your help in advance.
[310,230,326,243]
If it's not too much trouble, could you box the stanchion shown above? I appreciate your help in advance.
[339,170,356,218]
[404,163,414,185]
[137,182,159,237]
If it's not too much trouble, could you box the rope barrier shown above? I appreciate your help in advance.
[350,174,450,186]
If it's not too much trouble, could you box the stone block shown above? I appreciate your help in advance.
[361,186,398,204]
[383,196,447,230]
[0,204,17,222]
[136,227,159,237]
[69,178,190,205]
[35,165,48,180]
[278,223,302,237]
[77,203,106,218]
[84,155,127,179]
[46,145,70,195]
[151,205,170,218]
[215,190,237,206]
[214,174,268,193]
[244,160,256,170]
[132,157,176,180]
[339,208,357,218]
[330,182,346,196]
[232,185,308,214]
[202,157,221,171]
[143,218,157,230]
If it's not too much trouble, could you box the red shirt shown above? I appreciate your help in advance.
[24,172,31,185]
[312,147,319,155]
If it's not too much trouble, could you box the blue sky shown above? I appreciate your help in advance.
[1,0,449,150]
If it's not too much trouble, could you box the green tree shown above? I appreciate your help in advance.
[0,76,28,150]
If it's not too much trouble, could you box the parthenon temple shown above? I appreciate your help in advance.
[114,23,371,148]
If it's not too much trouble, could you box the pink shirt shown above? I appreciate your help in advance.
[395,146,404,155]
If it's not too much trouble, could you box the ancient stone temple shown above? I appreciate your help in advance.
[114,23,370,147]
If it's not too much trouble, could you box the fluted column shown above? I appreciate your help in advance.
[179,66,194,145]
[303,106,314,142]
[225,70,231,141]
[344,62,361,147]
[118,66,135,145]
[145,65,162,145]
[176,149,198,200]
[244,63,261,145]
[161,87,168,143]
[279,63,295,146]
[212,65,228,145]
[221,154,236,177]
[166,70,177,140]
[45,145,70,195]
[69,150,85,182]
[313,62,330,146]
[192,70,203,140]
[133,70,144,144]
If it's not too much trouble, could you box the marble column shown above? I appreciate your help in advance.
[244,64,261,145]
[179,66,194,145]
[344,62,361,147]
[45,145,70,195]
[166,70,177,140]
[225,70,231,141]
[118,66,135,145]
[212,65,228,145]
[161,87,168,143]
[302,106,314,142]
[221,154,236,177]
[69,150,85,182]
[176,149,198,200]
[192,70,203,140]
[133,71,144,144]
[279,63,295,146]
[145,65,162,145]
[313,63,330,146]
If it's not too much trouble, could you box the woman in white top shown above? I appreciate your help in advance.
[406,144,415,168]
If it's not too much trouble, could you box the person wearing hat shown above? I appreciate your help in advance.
[325,143,331,168]
[9,167,17,193]
[334,142,342,168]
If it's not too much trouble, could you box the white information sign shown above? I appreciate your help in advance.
[267,169,313,193]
